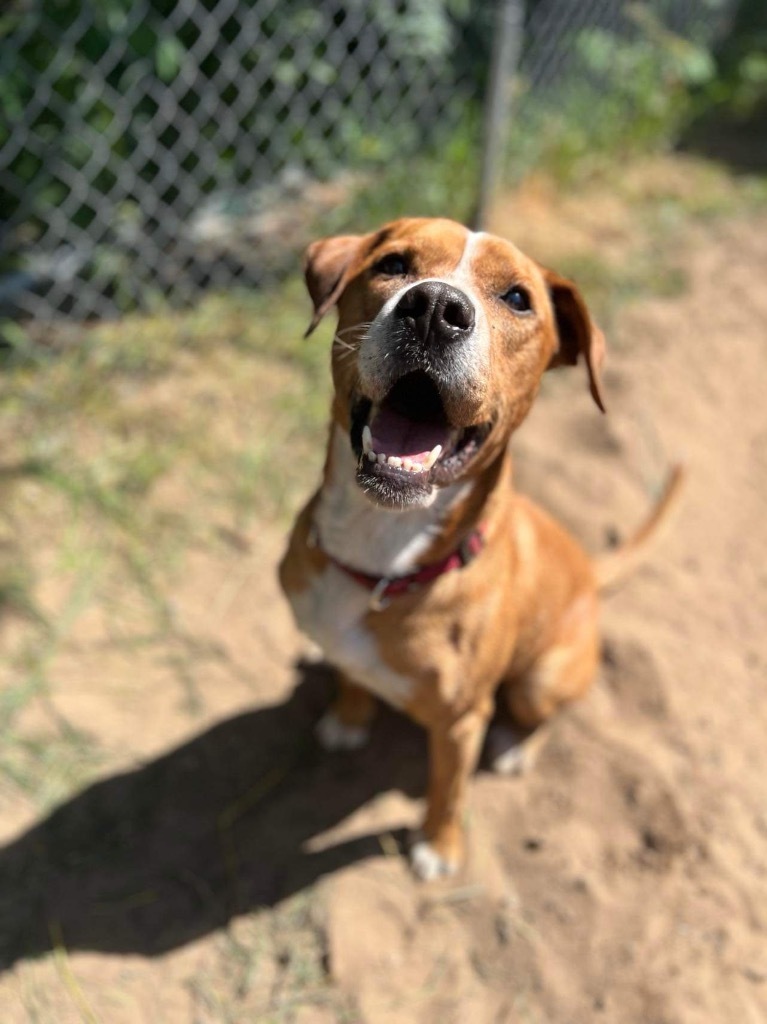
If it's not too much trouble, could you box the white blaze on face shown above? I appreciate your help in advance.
[454,229,487,278]
[358,228,491,400]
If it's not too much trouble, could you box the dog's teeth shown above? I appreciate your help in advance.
[424,444,442,470]
[364,449,437,473]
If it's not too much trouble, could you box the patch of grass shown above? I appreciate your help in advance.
[186,892,352,1023]
[0,551,46,629]
[0,279,332,808]
[556,247,689,329]
[0,727,102,814]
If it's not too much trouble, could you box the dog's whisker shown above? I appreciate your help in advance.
[332,347,357,364]
[336,323,371,336]
[332,336,357,352]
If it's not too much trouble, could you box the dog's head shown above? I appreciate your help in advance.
[305,217,605,510]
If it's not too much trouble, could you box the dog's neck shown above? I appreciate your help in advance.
[313,424,504,578]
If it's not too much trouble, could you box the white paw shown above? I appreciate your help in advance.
[409,839,458,882]
[315,710,370,751]
[485,722,529,776]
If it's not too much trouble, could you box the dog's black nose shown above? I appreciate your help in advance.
[394,281,475,345]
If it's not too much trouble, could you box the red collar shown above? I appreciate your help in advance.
[322,527,486,611]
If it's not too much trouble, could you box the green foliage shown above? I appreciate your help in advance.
[330,112,482,232]
[1,0,475,218]
[1,0,483,308]
[509,6,719,182]
[5,0,764,316]
[702,0,767,116]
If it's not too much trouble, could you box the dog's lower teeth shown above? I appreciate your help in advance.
[363,448,428,474]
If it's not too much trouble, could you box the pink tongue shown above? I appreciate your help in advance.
[370,408,451,462]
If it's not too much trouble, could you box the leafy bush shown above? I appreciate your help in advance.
[702,0,767,115]
[0,0,479,225]
[0,0,484,311]
[508,4,718,181]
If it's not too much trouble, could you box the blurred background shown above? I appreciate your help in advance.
[2,0,762,321]
[1,2,767,1022]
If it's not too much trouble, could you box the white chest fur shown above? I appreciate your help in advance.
[289,426,471,707]
[314,426,470,577]
[290,563,413,707]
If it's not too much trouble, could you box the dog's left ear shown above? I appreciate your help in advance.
[303,234,364,337]
[544,269,607,413]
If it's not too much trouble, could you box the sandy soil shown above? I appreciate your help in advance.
[1,193,766,1022]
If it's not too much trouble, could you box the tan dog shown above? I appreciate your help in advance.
[280,217,680,880]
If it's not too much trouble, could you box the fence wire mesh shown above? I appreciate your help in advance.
[1,0,733,323]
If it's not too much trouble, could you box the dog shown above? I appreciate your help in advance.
[279,217,681,880]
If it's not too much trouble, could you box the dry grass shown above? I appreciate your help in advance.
[0,280,331,815]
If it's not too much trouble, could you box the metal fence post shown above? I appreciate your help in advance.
[473,0,525,230]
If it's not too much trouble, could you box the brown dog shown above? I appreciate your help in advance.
[280,217,680,880]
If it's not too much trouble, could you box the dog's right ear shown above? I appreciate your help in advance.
[303,234,364,337]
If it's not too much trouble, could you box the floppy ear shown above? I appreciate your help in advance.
[544,269,607,413]
[303,234,364,337]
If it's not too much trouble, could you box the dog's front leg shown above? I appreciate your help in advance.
[410,700,492,880]
[315,673,377,751]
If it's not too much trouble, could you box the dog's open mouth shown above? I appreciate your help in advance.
[351,371,491,506]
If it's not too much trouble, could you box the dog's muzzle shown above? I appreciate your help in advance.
[349,279,492,509]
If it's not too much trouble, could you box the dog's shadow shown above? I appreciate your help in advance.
[0,661,427,972]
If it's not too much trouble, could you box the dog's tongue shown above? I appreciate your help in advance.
[370,408,450,462]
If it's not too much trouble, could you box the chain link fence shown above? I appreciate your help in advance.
[1,0,733,323]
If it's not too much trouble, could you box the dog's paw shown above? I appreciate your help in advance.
[485,722,532,776]
[315,709,370,751]
[409,839,459,881]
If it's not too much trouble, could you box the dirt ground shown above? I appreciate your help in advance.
[1,165,766,1022]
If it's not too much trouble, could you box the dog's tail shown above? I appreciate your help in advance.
[595,464,685,592]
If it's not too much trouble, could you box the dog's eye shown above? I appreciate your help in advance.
[501,286,532,313]
[373,253,409,277]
